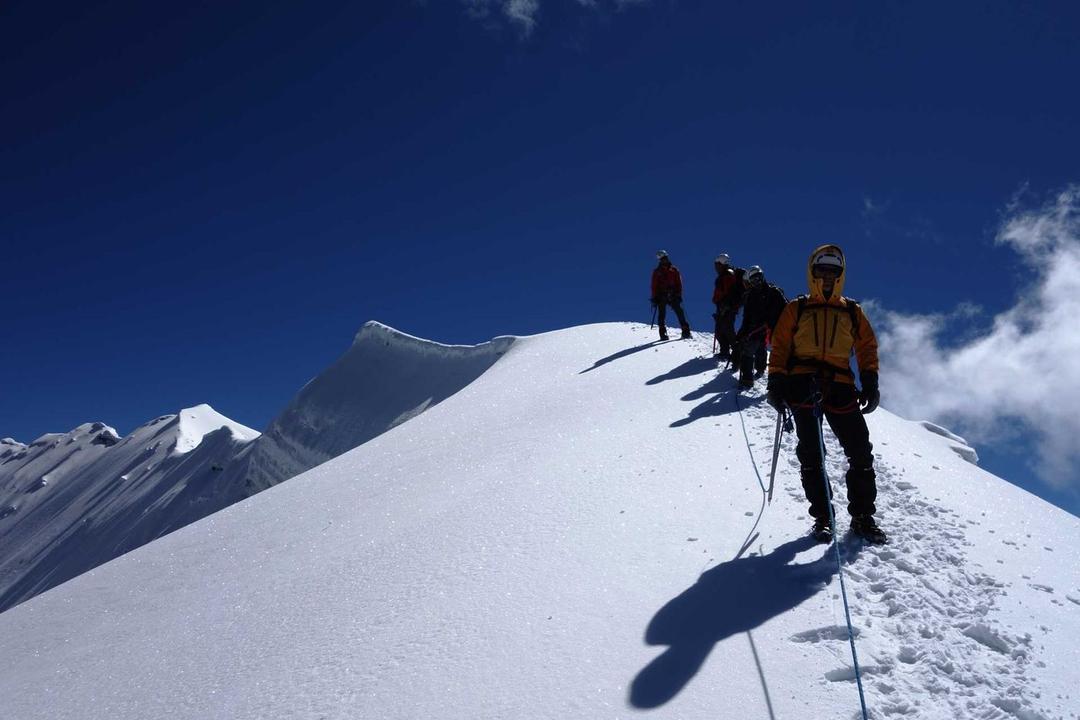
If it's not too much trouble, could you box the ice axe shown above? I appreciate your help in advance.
[767,407,793,503]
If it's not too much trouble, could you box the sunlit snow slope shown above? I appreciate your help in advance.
[1,323,1077,720]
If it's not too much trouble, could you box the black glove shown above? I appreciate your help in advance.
[766,374,787,412]
[650,297,658,307]
[859,371,879,414]
[670,295,682,305]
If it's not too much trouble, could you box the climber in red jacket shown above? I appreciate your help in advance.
[650,251,692,341]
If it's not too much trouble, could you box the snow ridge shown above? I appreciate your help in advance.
[236,321,515,493]
[0,408,257,612]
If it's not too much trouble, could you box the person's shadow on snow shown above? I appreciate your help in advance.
[645,356,719,385]
[580,341,668,374]
[670,373,765,426]
[629,536,844,709]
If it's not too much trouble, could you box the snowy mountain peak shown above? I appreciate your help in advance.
[20,420,120,454]
[173,404,259,455]
[0,404,259,613]
[0,438,24,455]
[0,440,25,466]
[239,321,516,493]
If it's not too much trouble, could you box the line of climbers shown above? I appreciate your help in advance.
[648,245,887,545]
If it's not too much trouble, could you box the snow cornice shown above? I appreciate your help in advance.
[352,320,516,358]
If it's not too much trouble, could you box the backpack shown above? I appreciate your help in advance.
[764,284,788,329]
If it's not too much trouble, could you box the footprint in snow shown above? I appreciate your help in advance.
[774,420,1053,719]
[790,625,859,643]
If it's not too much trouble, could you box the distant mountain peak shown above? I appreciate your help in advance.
[0,438,25,460]
[173,404,259,455]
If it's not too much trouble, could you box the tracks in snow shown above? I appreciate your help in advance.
[735,388,1052,720]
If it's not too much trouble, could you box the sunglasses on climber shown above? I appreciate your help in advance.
[812,265,842,279]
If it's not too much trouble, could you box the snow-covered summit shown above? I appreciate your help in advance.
[173,404,259,455]
[1,322,1075,720]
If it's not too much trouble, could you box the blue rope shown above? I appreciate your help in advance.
[733,392,769,559]
[734,393,768,495]
[739,384,868,718]
[814,401,870,720]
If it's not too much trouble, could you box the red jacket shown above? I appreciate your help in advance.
[712,268,740,305]
[651,265,683,299]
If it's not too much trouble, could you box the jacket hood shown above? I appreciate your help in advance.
[806,244,846,301]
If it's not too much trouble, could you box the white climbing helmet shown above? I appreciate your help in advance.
[811,248,844,274]
[746,265,764,285]
[715,253,731,265]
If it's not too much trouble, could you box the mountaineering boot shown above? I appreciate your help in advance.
[738,373,754,389]
[810,518,833,543]
[681,327,692,340]
[850,515,888,545]
[659,328,669,341]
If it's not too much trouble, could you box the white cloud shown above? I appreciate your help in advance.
[461,0,539,34]
[505,0,540,32]
[862,196,888,218]
[872,186,1080,489]
[461,0,646,36]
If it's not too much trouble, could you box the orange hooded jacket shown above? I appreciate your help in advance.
[767,244,879,385]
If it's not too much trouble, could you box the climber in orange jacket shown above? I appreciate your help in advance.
[765,244,886,545]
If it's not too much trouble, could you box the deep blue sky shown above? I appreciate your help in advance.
[3,1,1079,512]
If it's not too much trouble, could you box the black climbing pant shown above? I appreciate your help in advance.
[784,376,877,520]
